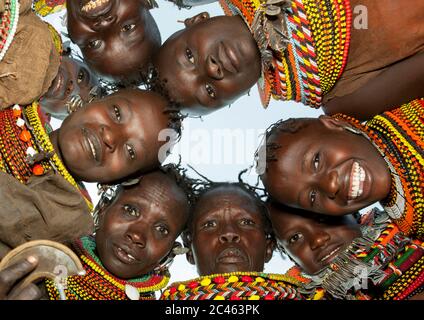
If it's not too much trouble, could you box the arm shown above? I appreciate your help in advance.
[323,52,424,121]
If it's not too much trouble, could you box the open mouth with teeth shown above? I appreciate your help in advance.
[348,161,366,200]
[81,0,112,15]
[319,245,342,264]
[81,127,101,163]
[114,245,139,264]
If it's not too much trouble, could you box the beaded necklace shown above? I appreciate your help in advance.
[0,102,93,210]
[45,236,170,300]
[219,0,351,108]
[0,0,20,61]
[295,210,424,300]
[162,271,304,300]
[335,99,424,240]
[33,0,66,17]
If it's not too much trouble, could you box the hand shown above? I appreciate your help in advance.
[0,256,42,300]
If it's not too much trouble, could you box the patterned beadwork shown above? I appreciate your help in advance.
[335,99,424,240]
[289,210,424,300]
[0,103,93,211]
[219,0,351,108]
[161,271,304,300]
[46,236,170,300]
[0,0,20,61]
[33,0,66,17]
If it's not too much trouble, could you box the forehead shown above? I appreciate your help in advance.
[117,174,187,219]
[270,208,315,235]
[194,186,262,219]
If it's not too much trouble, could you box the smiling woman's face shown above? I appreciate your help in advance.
[66,0,161,84]
[262,117,391,215]
[51,88,169,183]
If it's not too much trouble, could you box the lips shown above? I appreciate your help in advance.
[81,127,102,163]
[347,161,366,200]
[113,244,140,265]
[48,68,65,98]
[217,247,247,264]
[217,42,239,74]
[317,244,343,265]
[80,0,113,17]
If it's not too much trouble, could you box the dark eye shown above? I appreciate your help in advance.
[155,225,169,235]
[205,84,216,99]
[123,204,139,217]
[202,220,216,229]
[126,144,136,160]
[310,190,317,206]
[288,232,303,245]
[240,218,255,226]
[313,153,320,171]
[88,39,102,49]
[77,69,85,84]
[185,48,194,64]
[113,105,121,122]
[121,23,136,32]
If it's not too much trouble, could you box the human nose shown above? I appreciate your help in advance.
[100,124,118,152]
[126,225,146,249]
[219,225,241,243]
[319,170,339,199]
[310,230,330,250]
[92,14,115,30]
[205,55,223,80]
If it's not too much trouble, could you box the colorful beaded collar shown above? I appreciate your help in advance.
[46,236,170,300]
[0,102,92,210]
[0,0,20,62]
[294,210,424,300]
[219,0,351,108]
[33,0,66,17]
[162,271,304,300]
[335,99,424,239]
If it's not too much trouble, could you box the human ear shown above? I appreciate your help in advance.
[184,12,210,28]
[264,235,275,263]
[318,115,346,132]
[182,232,196,265]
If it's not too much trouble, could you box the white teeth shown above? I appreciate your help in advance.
[87,137,97,160]
[348,162,365,200]
[82,0,109,12]
[320,247,340,262]
[127,254,135,261]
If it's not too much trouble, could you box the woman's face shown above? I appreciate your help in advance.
[66,0,161,84]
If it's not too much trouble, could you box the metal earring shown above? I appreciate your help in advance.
[66,95,84,114]
[343,125,362,135]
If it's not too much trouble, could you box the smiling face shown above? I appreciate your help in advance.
[66,0,161,84]
[50,88,170,183]
[261,117,391,215]
[152,13,261,115]
[268,202,361,274]
[95,171,189,279]
[188,185,273,276]
[40,56,99,118]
